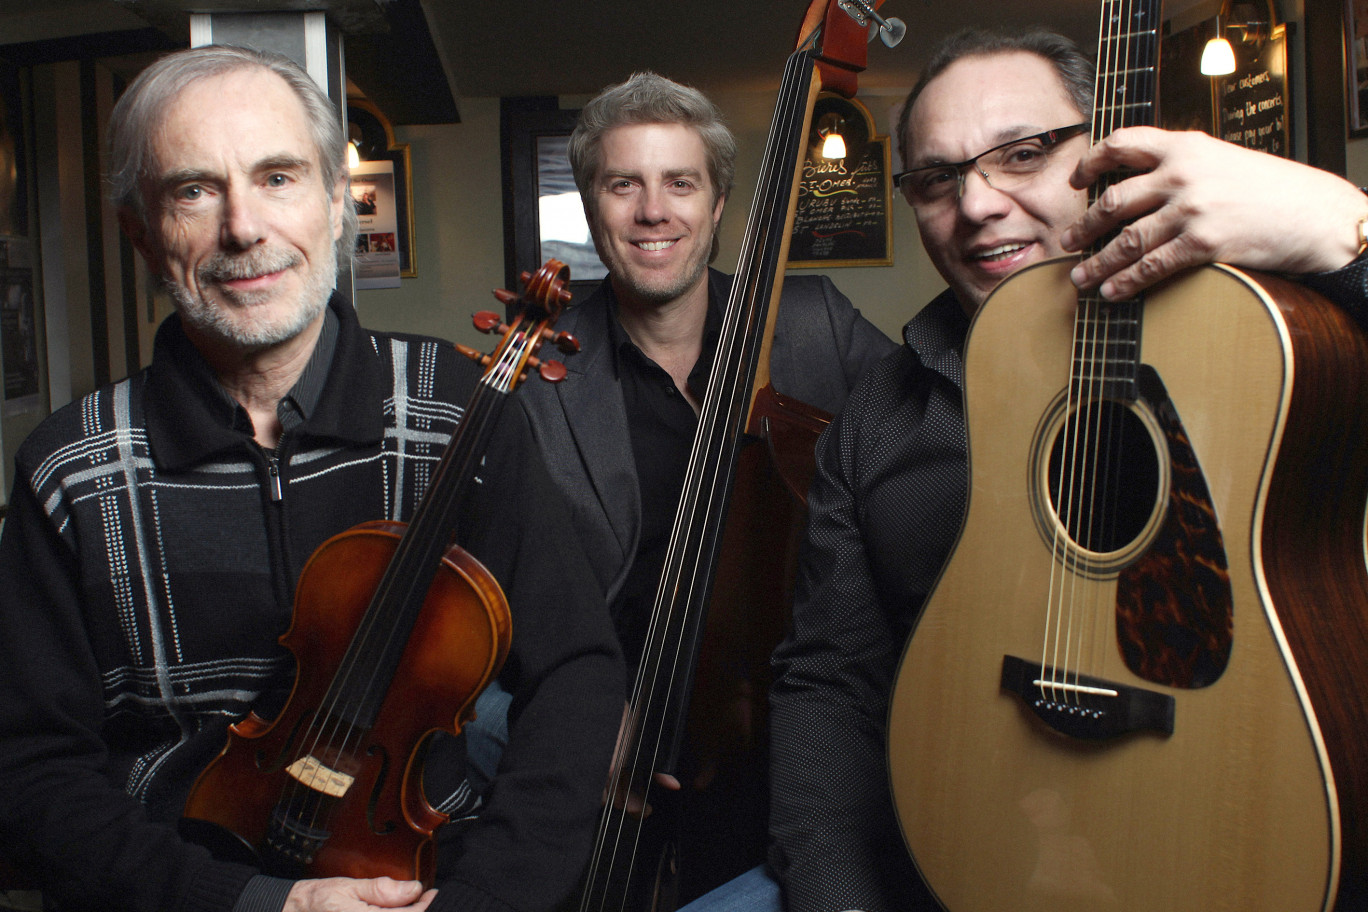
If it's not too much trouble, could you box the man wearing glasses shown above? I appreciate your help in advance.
[758,26,1368,912]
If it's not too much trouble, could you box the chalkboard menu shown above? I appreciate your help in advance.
[1214,24,1290,157]
[789,95,893,268]
[1159,19,1291,159]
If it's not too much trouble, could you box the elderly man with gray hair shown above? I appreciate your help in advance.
[0,43,622,912]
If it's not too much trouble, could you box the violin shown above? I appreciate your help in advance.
[182,260,578,883]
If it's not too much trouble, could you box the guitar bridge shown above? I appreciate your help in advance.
[1000,654,1175,740]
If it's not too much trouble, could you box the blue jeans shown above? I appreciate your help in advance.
[465,681,512,796]
[676,865,782,912]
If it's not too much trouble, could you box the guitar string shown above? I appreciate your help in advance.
[1079,0,1126,698]
[1078,0,1129,698]
[1046,0,1122,705]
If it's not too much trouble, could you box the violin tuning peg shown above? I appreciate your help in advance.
[537,359,568,383]
[472,311,503,334]
[559,287,572,304]
[518,270,533,286]
[492,288,518,307]
[554,331,580,355]
[455,343,491,368]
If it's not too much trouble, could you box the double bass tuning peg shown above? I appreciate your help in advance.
[838,0,906,48]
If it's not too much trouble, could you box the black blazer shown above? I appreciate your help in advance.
[518,268,896,603]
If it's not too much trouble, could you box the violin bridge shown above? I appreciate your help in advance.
[286,754,355,798]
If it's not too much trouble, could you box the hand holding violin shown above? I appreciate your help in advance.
[284,876,436,912]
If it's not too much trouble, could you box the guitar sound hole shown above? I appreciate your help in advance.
[1047,398,1160,554]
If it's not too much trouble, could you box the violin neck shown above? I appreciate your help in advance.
[326,379,509,731]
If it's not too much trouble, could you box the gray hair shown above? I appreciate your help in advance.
[107,44,357,260]
[568,71,736,260]
[896,28,1095,167]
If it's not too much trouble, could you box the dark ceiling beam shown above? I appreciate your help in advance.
[0,27,177,66]
[112,0,458,124]
[343,0,459,125]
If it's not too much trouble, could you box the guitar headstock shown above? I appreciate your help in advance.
[457,259,580,390]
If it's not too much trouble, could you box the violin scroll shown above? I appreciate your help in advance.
[456,258,579,388]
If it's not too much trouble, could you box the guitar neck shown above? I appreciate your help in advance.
[1092,0,1163,144]
[1078,0,1163,400]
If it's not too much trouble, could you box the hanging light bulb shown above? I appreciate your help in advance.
[1201,16,1236,76]
[821,128,847,160]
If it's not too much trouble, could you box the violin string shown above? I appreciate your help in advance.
[278,371,487,844]
[333,323,525,748]
[272,309,534,859]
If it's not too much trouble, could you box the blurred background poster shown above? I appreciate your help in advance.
[352,160,402,290]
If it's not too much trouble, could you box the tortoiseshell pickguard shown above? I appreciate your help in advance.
[1116,368,1233,689]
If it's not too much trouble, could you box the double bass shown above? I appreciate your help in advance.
[182,261,578,882]
[576,3,901,907]
[886,0,1368,908]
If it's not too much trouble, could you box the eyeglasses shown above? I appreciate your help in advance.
[893,123,1090,209]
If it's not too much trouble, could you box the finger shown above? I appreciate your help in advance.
[1069,126,1166,190]
[653,772,682,791]
[1087,232,1211,300]
[355,877,427,908]
[1069,204,1185,291]
[1062,169,1172,255]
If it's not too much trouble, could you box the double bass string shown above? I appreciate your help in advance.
[581,37,819,910]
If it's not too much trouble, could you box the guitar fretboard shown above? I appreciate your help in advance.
[1077,0,1162,402]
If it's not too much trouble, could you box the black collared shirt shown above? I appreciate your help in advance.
[188,306,340,444]
[606,291,723,674]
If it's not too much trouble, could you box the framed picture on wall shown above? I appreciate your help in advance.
[347,98,417,276]
[788,95,894,269]
[1348,0,1368,135]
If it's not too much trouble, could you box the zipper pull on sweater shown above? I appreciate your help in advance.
[267,455,283,502]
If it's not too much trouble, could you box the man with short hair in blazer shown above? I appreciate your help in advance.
[501,71,895,904]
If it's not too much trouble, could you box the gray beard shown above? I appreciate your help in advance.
[167,243,336,350]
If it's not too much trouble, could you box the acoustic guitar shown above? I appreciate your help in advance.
[886,0,1368,909]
